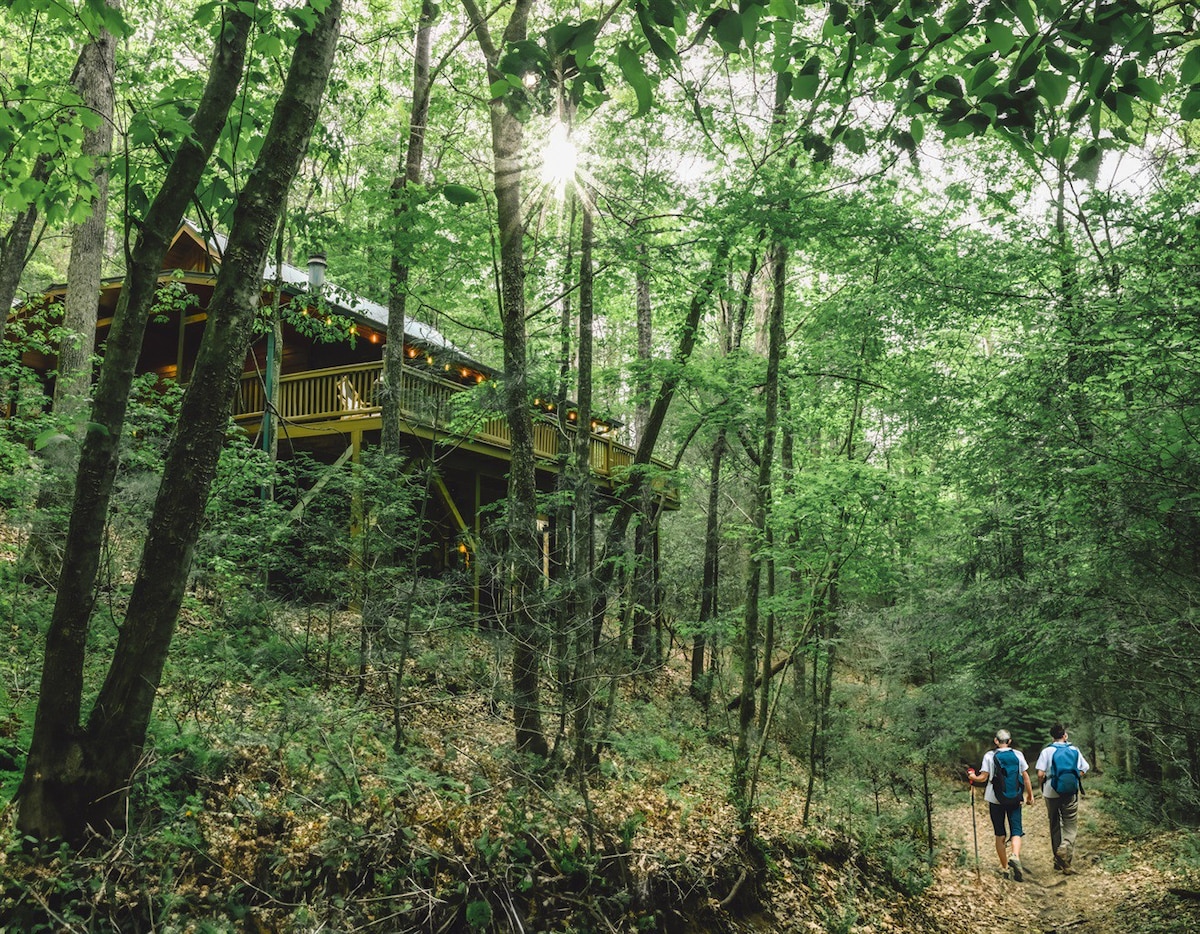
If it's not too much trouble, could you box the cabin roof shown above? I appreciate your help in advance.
[194,223,486,371]
[30,221,486,372]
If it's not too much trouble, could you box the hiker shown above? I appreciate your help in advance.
[1036,724,1090,873]
[967,729,1035,881]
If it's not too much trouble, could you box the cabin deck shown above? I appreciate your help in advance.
[233,361,678,504]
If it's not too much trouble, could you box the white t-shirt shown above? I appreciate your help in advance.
[1036,741,1090,799]
[979,747,1029,805]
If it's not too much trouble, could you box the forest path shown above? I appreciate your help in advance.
[920,780,1196,934]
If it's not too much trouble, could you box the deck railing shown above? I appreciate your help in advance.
[234,361,671,492]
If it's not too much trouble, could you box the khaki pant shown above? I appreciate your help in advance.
[1045,793,1079,865]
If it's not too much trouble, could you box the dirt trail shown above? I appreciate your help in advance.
[919,782,1197,934]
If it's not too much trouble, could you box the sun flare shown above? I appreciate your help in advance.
[541,122,578,197]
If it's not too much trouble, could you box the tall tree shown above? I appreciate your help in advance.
[17,0,342,840]
[53,5,118,419]
[461,0,548,759]
[24,4,121,582]
[381,0,436,455]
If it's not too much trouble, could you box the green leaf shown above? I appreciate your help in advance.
[1182,46,1200,86]
[741,5,763,49]
[488,79,510,99]
[637,5,678,62]
[1044,44,1077,75]
[886,50,912,82]
[985,21,1016,54]
[792,72,819,100]
[843,127,866,153]
[1127,76,1162,104]
[1182,88,1200,121]
[1013,0,1037,34]
[934,75,964,98]
[1112,90,1135,125]
[441,184,480,205]
[544,22,581,57]
[944,0,972,33]
[253,33,284,58]
[1034,70,1070,107]
[1070,141,1101,182]
[194,1,218,26]
[1046,134,1070,161]
[968,60,999,93]
[713,10,743,54]
[617,43,652,116]
[648,0,676,28]
[34,429,69,451]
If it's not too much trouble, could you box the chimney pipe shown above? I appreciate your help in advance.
[307,251,327,291]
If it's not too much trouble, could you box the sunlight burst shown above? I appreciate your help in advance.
[541,122,578,198]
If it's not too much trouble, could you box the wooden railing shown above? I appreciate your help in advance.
[234,361,672,494]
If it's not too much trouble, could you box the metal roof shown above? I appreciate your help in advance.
[199,224,481,367]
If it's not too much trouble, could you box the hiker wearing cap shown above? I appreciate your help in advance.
[966,729,1035,881]
[1036,724,1090,873]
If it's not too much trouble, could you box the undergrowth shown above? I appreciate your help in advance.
[0,575,949,933]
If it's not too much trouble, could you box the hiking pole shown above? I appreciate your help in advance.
[967,768,981,884]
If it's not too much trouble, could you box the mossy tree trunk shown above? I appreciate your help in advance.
[17,0,341,841]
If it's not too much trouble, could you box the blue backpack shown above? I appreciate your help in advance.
[1051,745,1082,796]
[991,748,1023,805]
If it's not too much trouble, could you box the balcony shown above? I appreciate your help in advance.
[233,361,677,503]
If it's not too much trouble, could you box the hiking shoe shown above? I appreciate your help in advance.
[1056,842,1073,869]
[1010,858,1023,882]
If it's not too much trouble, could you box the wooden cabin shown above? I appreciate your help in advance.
[8,222,676,605]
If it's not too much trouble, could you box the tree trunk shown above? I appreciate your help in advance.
[463,0,547,759]
[630,239,654,668]
[732,239,786,823]
[53,8,117,421]
[24,12,119,584]
[591,240,732,644]
[0,154,48,352]
[693,251,756,694]
[17,0,340,841]
[572,195,597,774]
[552,195,576,747]
[382,0,435,455]
[757,528,775,734]
[17,5,254,842]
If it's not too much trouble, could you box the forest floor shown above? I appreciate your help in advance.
[911,781,1200,934]
[3,598,1200,932]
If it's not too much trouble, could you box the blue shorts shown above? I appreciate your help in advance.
[989,800,1023,838]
